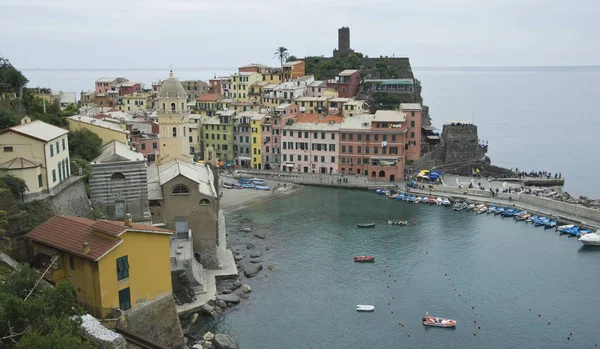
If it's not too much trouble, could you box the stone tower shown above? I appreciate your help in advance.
[333,27,353,58]
[156,71,192,164]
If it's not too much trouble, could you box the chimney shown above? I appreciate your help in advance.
[124,213,132,227]
[82,242,91,255]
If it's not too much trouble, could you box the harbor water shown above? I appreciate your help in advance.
[193,187,600,349]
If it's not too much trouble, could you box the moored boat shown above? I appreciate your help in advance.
[422,314,457,328]
[495,207,505,215]
[442,198,451,206]
[556,224,574,232]
[387,220,408,225]
[515,213,531,221]
[466,203,475,211]
[544,220,557,229]
[356,305,375,312]
[422,196,430,203]
[475,206,487,214]
[357,223,376,228]
[429,197,437,204]
[436,197,443,206]
[413,197,422,203]
[353,255,375,262]
[579,232,600,246]
[487,205,496,214]
[255,185,271,191]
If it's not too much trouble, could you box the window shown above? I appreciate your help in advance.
[321,156,325,163]
[349,146,353,153]
[313,132,318,139]
[69,255,75,270]
[172,127,177,137]
[383,135,387,141]
[331,133,335,140]
[62,138,66,150]
[331,156,335,163]
[357,146,362,154]
[3,146,13,152]
[56,141,60,154]
[253,137,256,144]
[342,145,346,153]
[119,287,131,311]
[411,132,415,138]
[314,155,318,162]
[349,134,353,141]
[200,199,210,206]
[111,172,125,180]
[342,133,346,140]
[141,143,146,150]
[290,155,294,161]
[298,132,302,139]
[411,111,415,116]
[366,146,370,154]
[50,144,54,157]
[365,134,370,141]
[290,131,294,137]
[38,174,42,188]
[283,154,287,161]
[392,135,396,141]
[223,135,227,141]
[304,132,308,138]
[358,134,362,141]
[117,256,129,280]
[52,169,56,182]
[253,148,257,154]
[172,185,190,195]
[374,147,379,154]
[411,120,415,127]
[153,142,157,149]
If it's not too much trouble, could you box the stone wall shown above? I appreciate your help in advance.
[520,194,600,224]
[442,124,486,164]
[122,293,185,348]
[48,176,92,218]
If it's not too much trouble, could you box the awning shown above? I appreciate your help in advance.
[426,135,440,140]
[285,163,295,168]
[422,125,438,131]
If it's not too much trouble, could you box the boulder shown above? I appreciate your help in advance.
[216,294,241,304]
[250,252,262,258]
[233,255,244,261]
[215,299,227,308]
[243,264,262,278]
[239,227,252,233]
[227,303,235,307]
[200,303,214,315]
[268,264,276,271]
[232,280,242,289]
[192,343,204,349]
[242,284,252,293]
[246,243,254,249]
[203,332,215,341]
[238,293,249,300]
[190,312,199,325]
[214,334,238,349]
[253,232,265,239]
[221,289,232,294]
[250,259,262,264]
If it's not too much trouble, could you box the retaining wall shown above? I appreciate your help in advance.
[520,194,600,224]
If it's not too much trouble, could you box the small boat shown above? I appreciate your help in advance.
[422,314,457,328]
[503,208,518,218]
[241,183,255,189]
[453,202,467,211]
[422,196,430,203]
[513,211,528,219]
[487,205,496,214]
[466,203,475,211]
[579,232,600,245]
[475,206,487,214]
[222,181,233,189]
[356,305,375,312]
[413,197,422,204]
[250,180,265,186]
[495,207,505,215]
[544,220,557,229]
[442,198,451,206]
[428,197,437,204]
[387,220,408,225]
[239,177,252,184]
[357,223,376,228]
[534,217,550,226]
[254,185,270,191]
[382,189,391,196]
[375,188,383,195]
[559,225,578,234]
[475,204,486,210]
[556,224,574,232]
[231,182,243,189]
[436,197,443,206]
[526,215,538,223]
[515,213,531,221]
[396,193,406,201]
[354,255,375,262]
[389,193,398,199]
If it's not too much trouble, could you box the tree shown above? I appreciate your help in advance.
[0,57,28,94]
[286,55,298,62]
[0,173,28,202]
[68,129,102,161]
[273,47,290,66]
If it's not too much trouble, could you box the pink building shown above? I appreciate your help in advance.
[326,70,361,98]
[130,132,159,163]
[281,114,343,174]
[95,77,128,94]
[118,81,142,96]
[306,81,327,97]
[400,103,423,161]
[270,103,298,167]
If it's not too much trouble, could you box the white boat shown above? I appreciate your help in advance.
[466,203,475,211]
[556,224,574,231]
[475,206,487,214]
[442,198,451,206]
[356,305,375,312]
[413,197,422,203]
[436,197,443,206]
[579,232,600,246]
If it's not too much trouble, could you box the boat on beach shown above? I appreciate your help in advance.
[255,185,271,191]
[353,255,375,262]
[387,220,408,225]
[356,305,375,312]
[579,231,600,246]
[357,223,376,228]
[422,313,457,328]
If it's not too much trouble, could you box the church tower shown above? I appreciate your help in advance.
[156,71,192,163]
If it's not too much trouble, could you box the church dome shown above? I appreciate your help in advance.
[159,71,186,99]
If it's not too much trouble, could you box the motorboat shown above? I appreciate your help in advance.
[526,215,538,223]
[495,207,505,215]
[354,256,375,262]
[357,223,376,228]
[513,211,528,219]
[502,208,517,217]
[487,205,496,214]
[534,217,550,226]
[422,196,430,203]
[428,197,437,204]
[453,202,467,211]
[422,314,456,328]
[356,305,375,312]
[515,213,531,221]
[544,220,557,229]
[382,189,391,196]
[442,198,451,206]
[389,193,398,199]
[413,197,422,204]
[556,224,574,232]
[579,232,600,246]
[436,197,443,206]
[475,206,487,214]
[466,203,475,211]
[255,185,270,191]
[396,193,406,201]
[376,188,384,195]
[222,181,233,189]
[231,182,244,189]
[387,220,408,225]
[241,183,255,189]
[475,204,486,210]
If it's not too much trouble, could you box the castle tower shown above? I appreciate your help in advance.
[156,71,192,163]
[338,27,350,54]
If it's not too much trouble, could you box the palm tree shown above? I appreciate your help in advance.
[273,47,290,66]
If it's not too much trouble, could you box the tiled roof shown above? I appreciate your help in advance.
[26,216,172,261]
[92,140,145,163]
[146,159,217,200]
[339,69,359,76]
[196,94,221,102]
[293,114,343,124]
[1,120,69,142]
[400,103,422,111]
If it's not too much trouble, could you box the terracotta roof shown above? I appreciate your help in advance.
[26,216,172,261]
[196,94,221,102]
[294,114,343,124]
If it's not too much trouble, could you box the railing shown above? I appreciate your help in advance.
[77,299,116,319]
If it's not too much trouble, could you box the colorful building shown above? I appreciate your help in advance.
[238,63,270,74]
[342,99,365,117]
[327,69,361,98]
[400,103,423,161]
[295,96,330,114]
[0,117,70,199]
[270,104,298,167]
[230,72,261,103]
[196,94,221,116]
[118,92,153,112]
[306,80,327,97]
[250,113,267,169]
[67,115,129,144]
[280,114,343,173]
[95,77,128,94]
[261,68,281,85]
[117,81,142,96]
[202,110,235,162]
[280,61,305,82]
[260,115,273,170]
[233,113,252,167]
[180,80,209,102]
[27,215,173,318]
[362,78,414,94]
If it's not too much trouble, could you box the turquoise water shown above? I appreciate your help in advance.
[193,187,600,348]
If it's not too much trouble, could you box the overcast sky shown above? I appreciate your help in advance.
[1,0,598,69]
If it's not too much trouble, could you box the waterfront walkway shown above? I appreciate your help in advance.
[176,210,238,316]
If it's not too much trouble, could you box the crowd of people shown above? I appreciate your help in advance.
[511,168,562,180]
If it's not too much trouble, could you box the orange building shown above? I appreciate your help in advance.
[280,61,305,82]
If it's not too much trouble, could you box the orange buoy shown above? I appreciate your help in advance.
[388,302,391,305]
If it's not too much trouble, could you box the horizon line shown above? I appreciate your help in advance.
[20,65,600,71]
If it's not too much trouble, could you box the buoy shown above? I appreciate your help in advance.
[459,294,461,297]
[465,300,468,303]
[538,314,541,317]
[384,270,386,273]
[475,313,478,316]
[388,302,391,305]
[529,309,531,311]
[478,326,481,329]
[454,288,456,291]
[387,286,390,288]
[407,334,410,337]
[570,332,573,336]
[445,273,447,276]
[401,323,404,327]
[473,332,477,336]
[472,306,475,309]
[392,296,395,299]
[474,320,477,323]
[426,251,428,254]
[548,322,551,325]
[567,337,570,341]
[398,322,401,325]
[391,311,394,314]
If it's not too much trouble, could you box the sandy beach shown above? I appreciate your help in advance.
[218,174,303,212]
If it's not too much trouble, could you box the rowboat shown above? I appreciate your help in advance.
[254,185,271,191]
[357,223,376,228]
[422,314,456,328]
[387,220,408,225]
[356,305,375,312]
[353,255,375,262]
[436,197,443,205]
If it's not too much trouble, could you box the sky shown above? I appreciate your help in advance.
[1,0,599,70]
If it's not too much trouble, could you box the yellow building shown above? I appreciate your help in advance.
[202,110,235,162]
[250,113,266,169]
[0,117,70,199]
[262,70,280,84]
[67,115,129,144]
[342,100,366,117]
[26,215,173,318]
[230,72,261,103]
[118,92,153,112]
[294,96,331,114]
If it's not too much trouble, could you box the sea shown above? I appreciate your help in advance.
[195,187,600,349]
[22,66,600,198]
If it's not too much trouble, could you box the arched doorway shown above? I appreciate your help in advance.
[379,170,385,178]
[371,171,376,178]
[390,174,395,182]
[171,103,176,111]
